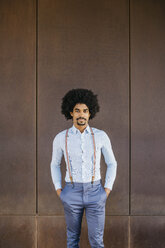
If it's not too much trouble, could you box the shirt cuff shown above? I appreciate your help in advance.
[104,182,113,191]
[55,182,62,191]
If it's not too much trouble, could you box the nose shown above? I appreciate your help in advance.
[79,113,84,117]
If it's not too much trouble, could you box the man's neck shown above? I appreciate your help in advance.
[73,123,88,133]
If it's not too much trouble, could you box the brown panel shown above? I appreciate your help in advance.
[0,0,36,214]
[131,0,165,214]
[38,216,128,248]
[38,0,129,215]
[37,216,67,248]
[0,216,36,248]
[130,216,165,248]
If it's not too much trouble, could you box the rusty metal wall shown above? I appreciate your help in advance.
[0,0,36,247]
[0,0,165,247]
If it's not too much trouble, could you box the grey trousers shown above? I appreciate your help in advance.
[60,179,107,248]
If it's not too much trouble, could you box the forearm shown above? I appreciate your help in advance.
[50,163,62,191]
[104,161,117,190]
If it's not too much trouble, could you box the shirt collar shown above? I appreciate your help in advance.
[70,124,90,134]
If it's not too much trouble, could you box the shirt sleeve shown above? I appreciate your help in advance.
[101,131,117,190]
[50,133,64,191]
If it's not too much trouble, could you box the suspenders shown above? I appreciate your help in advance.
[65,127,96,185]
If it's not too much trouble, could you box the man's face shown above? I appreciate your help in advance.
[70,103,91,127]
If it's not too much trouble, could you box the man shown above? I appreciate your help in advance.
[50,88,117,248]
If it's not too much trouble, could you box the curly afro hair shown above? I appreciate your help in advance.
[61,88,100,120]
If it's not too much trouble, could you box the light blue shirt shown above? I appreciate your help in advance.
[50,124,117,191]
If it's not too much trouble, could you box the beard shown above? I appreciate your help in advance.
[76,118,86,126]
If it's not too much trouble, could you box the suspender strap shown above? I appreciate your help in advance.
[65,129,73,184]
[90,127,96,184]
[65,127,96,184]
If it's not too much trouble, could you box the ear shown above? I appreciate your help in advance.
[70,112,73,117]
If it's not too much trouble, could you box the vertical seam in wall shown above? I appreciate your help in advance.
[36,0,38,216]
[35,216,38,248]
[128,216,131,248]
[129,0,131,217]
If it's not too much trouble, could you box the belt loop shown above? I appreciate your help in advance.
[72,182,75,188]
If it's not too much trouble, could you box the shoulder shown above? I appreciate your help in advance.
[52,129,67,143]
[91,127,111,144]
[91,127,108,137]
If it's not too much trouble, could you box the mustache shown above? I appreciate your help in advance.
[77,117,86,121]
